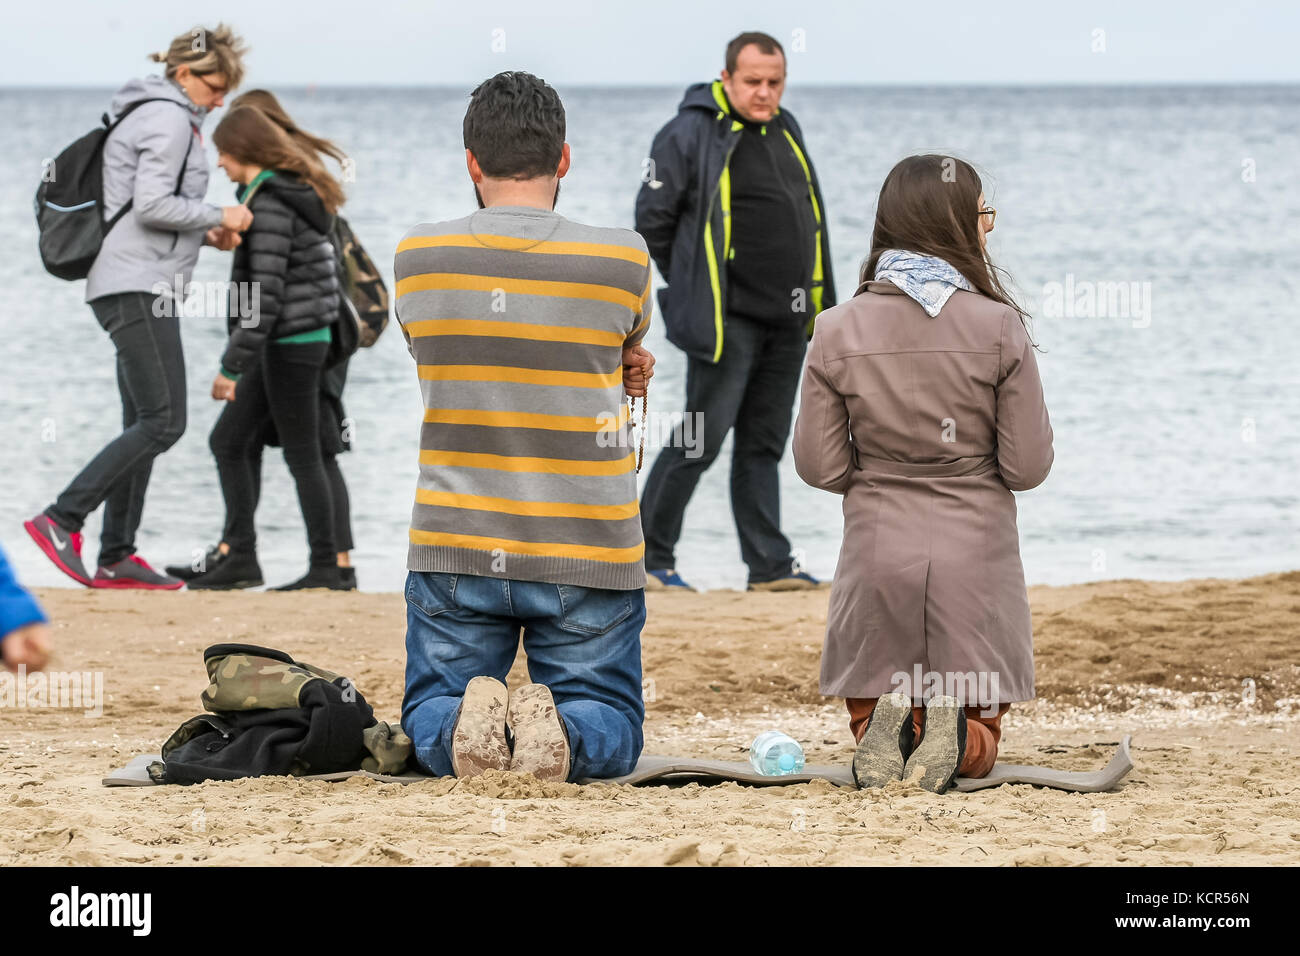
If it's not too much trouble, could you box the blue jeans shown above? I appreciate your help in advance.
[401,571,646,781]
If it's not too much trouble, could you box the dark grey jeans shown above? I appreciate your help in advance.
[47,292,187,566]
[639,314,808,583]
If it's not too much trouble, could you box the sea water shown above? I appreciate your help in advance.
[2,85,1298,590]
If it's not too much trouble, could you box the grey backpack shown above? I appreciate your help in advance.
[35,98,192,280]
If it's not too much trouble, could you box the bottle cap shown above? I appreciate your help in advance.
[778,752,795,772]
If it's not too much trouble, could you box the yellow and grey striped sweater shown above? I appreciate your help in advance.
[394,206,653,590]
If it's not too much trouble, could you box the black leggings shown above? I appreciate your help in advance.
[218,428,354,555]
[209,341,335,567]
[323,453,353,553]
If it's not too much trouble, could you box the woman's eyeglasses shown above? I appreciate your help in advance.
[193,72,229,96]
[979,207,997,227]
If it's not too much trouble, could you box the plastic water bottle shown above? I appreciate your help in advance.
[749,731,806,775]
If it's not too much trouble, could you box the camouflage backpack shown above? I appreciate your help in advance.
[326,216,389,367]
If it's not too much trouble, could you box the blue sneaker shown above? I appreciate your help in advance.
[645,568,696,591]
[748,571,822,592]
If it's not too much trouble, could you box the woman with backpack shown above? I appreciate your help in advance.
[24,25,250,590]
[170,90,362,590]
[792,154,1053,793]
[186,106,346,592]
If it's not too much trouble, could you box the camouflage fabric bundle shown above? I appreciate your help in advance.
[148,644,410,784]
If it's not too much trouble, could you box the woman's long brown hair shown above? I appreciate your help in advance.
[213,106,344,214]
[859,154,1031,335]
[229,89,347,167]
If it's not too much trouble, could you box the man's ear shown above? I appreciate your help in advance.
[556,143,572,180]
[466,149,483,184]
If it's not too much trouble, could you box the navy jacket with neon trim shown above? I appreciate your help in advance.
[635,80,836,364]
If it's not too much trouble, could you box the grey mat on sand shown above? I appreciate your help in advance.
[103,735,1132,793]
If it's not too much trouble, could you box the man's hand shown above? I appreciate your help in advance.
[211,373,237,402]
[204,226,242,251]
[3,623,50,673]
[622,345,655,398]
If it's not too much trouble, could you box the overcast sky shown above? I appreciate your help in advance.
[4,0,1297,86]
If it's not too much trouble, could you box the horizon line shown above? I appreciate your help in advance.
[2,79,1299,91]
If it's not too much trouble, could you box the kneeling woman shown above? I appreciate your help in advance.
[193,106,345,591]
[792,154,1053,792]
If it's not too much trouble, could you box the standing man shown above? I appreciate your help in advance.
[396,72,656,782]
[636,31,836,592]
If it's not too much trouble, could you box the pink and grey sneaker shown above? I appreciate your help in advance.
[93,554,184,590]
[23,513,93,586]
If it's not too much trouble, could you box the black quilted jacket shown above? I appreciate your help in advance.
[220,173,340,376]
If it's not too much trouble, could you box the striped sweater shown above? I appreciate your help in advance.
[394,205,653,590]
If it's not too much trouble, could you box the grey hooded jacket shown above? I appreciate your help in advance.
[85,75,224,303]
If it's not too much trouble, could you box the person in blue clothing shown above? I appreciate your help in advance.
[1,546,51,672]
[635,31,836,592]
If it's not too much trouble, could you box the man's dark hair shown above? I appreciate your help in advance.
[724,31,785,74]
[463,71,566,179]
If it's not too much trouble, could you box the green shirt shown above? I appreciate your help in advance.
[275,326,332,345]
[237,168,276,202]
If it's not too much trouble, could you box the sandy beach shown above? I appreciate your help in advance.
[2,572,1298,866]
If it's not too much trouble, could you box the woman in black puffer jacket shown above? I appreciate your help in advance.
[193,106,345,591]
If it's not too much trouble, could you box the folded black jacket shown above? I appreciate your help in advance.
[150,643,377,785]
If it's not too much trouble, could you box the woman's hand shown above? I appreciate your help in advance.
[211,373,237,402]
[204,226,242,250]
[3,622,50,673]
[220,204,253,232]
[622,345,655,398]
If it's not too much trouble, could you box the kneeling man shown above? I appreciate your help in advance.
[397,72,655,781]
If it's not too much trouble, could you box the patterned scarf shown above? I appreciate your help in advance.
[874,249,974,317]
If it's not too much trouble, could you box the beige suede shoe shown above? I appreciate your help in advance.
[507,683,571,782]
[450,676,511,778]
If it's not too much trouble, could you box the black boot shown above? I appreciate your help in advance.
[165,544,223,582]
[187,551,264,590]
[273,564,346,591]
[852,692,917,789]
[337,567,357,591]
[902,695,968,794]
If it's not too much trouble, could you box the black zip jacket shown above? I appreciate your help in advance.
[634,80,836,364]
[150,644,378,784]
[221,173,340,376]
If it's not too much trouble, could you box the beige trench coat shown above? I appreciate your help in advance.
[793,281,1053,705]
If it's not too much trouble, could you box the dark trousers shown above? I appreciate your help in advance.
[640,314,808,583]
[209,341,335,567]
[48,292,187,566]
[227,447,353,554]
[323,454,354,553]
